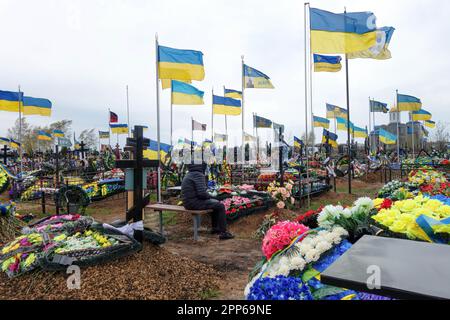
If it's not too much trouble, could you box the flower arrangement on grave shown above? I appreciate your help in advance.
[267,180,295,210]
[377,180,419,200]
[408,167,447,186]
[0,166,9,194]
[221,196,257,217]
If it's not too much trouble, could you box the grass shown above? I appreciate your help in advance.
[199,288,221,300]
[162,211,178,226]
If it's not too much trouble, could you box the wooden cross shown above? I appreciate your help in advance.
[78,141,88,159]
[1,144,12,165]
[116,126,159,243]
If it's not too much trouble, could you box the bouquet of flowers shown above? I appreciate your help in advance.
[0,166,9,194]
[377,180,419,200]
[295,206,324,229]
[267,180,295,210]
[420,182,450,197]
[221,196,256,218]
[52,230,119,254]
[408,167,447,186]
[22,214,93,236]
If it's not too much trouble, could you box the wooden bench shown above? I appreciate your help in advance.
[146,203,213,241]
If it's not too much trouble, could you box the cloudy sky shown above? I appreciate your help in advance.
[0,0,449,147]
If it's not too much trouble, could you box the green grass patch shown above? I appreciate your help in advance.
[162,211,178,226]
[199,288,220,300]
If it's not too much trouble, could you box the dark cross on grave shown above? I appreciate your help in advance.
[1,144,13,165]
[116,126,159,243]
[78,141,89,160]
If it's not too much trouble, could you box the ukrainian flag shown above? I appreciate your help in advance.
[144,140,172,162]
[336,117,353,131]
[348,27,396,60]
[254,115,272,128]
[213,95,242,116]
[425,120,436,129]
[23,97,52,116]
[161,79,191,90]
[310,8,378,54]
[171,80,204,105]
[244,65,274,89]
[224,88,243,100]
[397,93,422,112]
[326,103,339,118]
[110,124,128,135]
[0,137,10,146]
[158,45,205,81]
[314,54,342,72]
[412,109,432,121]
[53,130,64,138]
[99,131,110,139]
[353,126,368,138]
[38,131,52,141]
[370,100,389,113]
[313,115,330,129]
[379,128,397,145]
[294,136,304,149]
[10,139,20,149]
[322,129,338,148]
[0,90,23,112]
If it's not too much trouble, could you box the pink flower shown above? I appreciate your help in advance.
[262,221,309,259]
[276,201,285,209]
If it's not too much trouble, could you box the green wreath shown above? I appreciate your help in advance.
[54,185,90,215]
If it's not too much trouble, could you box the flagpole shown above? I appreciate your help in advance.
[344,8,352,194]
[305,2,311,206]
[411,111,415,159]
[368,97,372,154]
[170,87,173,146]
[241,55,245,165]
[396,90,400,162]
[108,108,111,146]
[126,85,131,137]
[18,85,23,173]
[211,88,214,142]
[191,117,194,164]
[155,33,162,203]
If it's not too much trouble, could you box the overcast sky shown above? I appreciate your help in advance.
[0,0,449,147]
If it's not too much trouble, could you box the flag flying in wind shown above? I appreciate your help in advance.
[348,26,395,60]
[0,137,10,146]
[310,7,378,54]
[161,79,192,90]
[110,124,128,134]
[22,97,52,116]
[158,45,205,81]
[52,130,64,138]
[336,117,354,131]
[412,109,432,121]
[9,139,20,149]
[322,129,338,148]
[397,93,422,111]
[99,131,110,139]
[38,131,52,141]
[326,104,348,119]
[370,100,389,113]
[213,96,242,116]
[0,90,23,112]
[109,111,118,123]
[424,120,436,129]
[294,136,304,149]
[224,88,243,100]
[253,115,272,128]
[144,140,173,161]
[353,126,368,138]
[313,54,342,72]
[379,128,397,145]
[192,119,207,131]
[313,115,330,129]
[244,65,274,89]
[171,80,204,105]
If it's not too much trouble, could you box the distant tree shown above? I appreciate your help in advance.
[432,121,449,151]
[78,129,98,151]
[301,130,316,146]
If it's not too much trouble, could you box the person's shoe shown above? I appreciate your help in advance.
[219,231,235,240]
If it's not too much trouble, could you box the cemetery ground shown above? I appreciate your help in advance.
[0,179,383,300]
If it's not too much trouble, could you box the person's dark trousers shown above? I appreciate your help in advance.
[185,199,227,233]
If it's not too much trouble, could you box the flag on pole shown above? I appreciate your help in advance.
[37,131,52,141]
[379,128,397,145]
[313,115,330,129]
[294,136,304,149]
[158,45,205,81]
[99,131,110,139]
[110,124,128,134]
[310,7,378,54]
[162,79,191,90]
[144,140,173,160]
[397,93,422,111]
[421,125,429,137]
[243,65,274,89]
[272,122,285,133]
[214,133,228,142]
[348,27,395,60]
[0,90,23,112]
[424,120,436,128]
[52,130,64,138]
[9,139,20,149]
[322,129,338,148]
[370,100,389,113]
[0,137,10,146]
[192,120,207,131]
[336,117,353,131]
[326,103,348,119]
[412,109,432,121]
[224,88,243,100]
[313,54,342,72]
[213,96,242,116]
[109,111,118,123]
[253,115,272,128]
[353,126,368,138]
[171,80,204,105]
[22,97,52,116]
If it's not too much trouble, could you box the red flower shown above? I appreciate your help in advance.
[380,198,393,210]
[231,208,237,213]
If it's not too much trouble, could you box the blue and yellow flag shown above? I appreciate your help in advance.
[161,79,191,90]
[0,90,23,112]
[370,100,389,113]
[322,129,338,148]
[313,115,330,129]
[9,139,20,149]
[294,136,304,149]
[336,117,353,131]
[224,88,243,100]
[110,124,128,135]
[310,8,378,54]
[253,115,272,128]
[412,109,432,121]
[0,137,10,146]
[23,97,52,117]
[397,93,422,112]
[38,131,52,141]
[314,54,342,72]
[99,131,110,139]
[348,27,395,60]
[353,126,368,138]
[171,80,204,105]
[326,103,348,119]
[144,140,172,161]
[379,128,397,145]
[213,95,242,116]
[244,65,274,89]
[158,45,205,81]
[52,130,64,138]
[424,120,436,129]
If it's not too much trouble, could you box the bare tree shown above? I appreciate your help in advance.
[78,129,98,151]
[432,121,449,151]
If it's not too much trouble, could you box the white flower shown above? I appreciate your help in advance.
[279,256,289,266]
[305,249,320,263]
[289,256,306,271]
[316,241,332,253]
[278,265,290,276]
[342,208,352,218]
[298,243,313,255]
[353,197,374,211]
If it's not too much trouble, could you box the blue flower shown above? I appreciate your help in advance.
[248,276,313,300]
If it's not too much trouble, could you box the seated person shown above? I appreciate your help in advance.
[181,163,234,240]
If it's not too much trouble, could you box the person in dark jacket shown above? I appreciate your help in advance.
[181,164,234,240]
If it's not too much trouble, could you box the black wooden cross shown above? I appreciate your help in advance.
[116,126,159,243]
[1,144,12,165]
[78,141,88,159]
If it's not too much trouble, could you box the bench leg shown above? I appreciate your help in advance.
[193,214,201,241]
[158,210,164,235]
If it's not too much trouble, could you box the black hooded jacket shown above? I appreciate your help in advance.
[181,164,211,208]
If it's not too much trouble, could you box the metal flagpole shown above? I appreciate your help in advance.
[126,85,131,137]
[18,85,23,173]
[170,87,173,146]
[396,90,400,161]
[211,88,214,142]
[241,56,245,165]
[344,8,352,194]
[155,34,162,203]
[191,117,194,164]
[411,111,415,158]
[368,97,372,154]
[108,108,111,146]
[304,2,311,206]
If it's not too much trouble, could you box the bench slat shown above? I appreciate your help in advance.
[146,204,212,215]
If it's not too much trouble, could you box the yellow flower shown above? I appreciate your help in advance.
[424,200,442,211]
[373,198,384,209]
[436,206,450,218]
